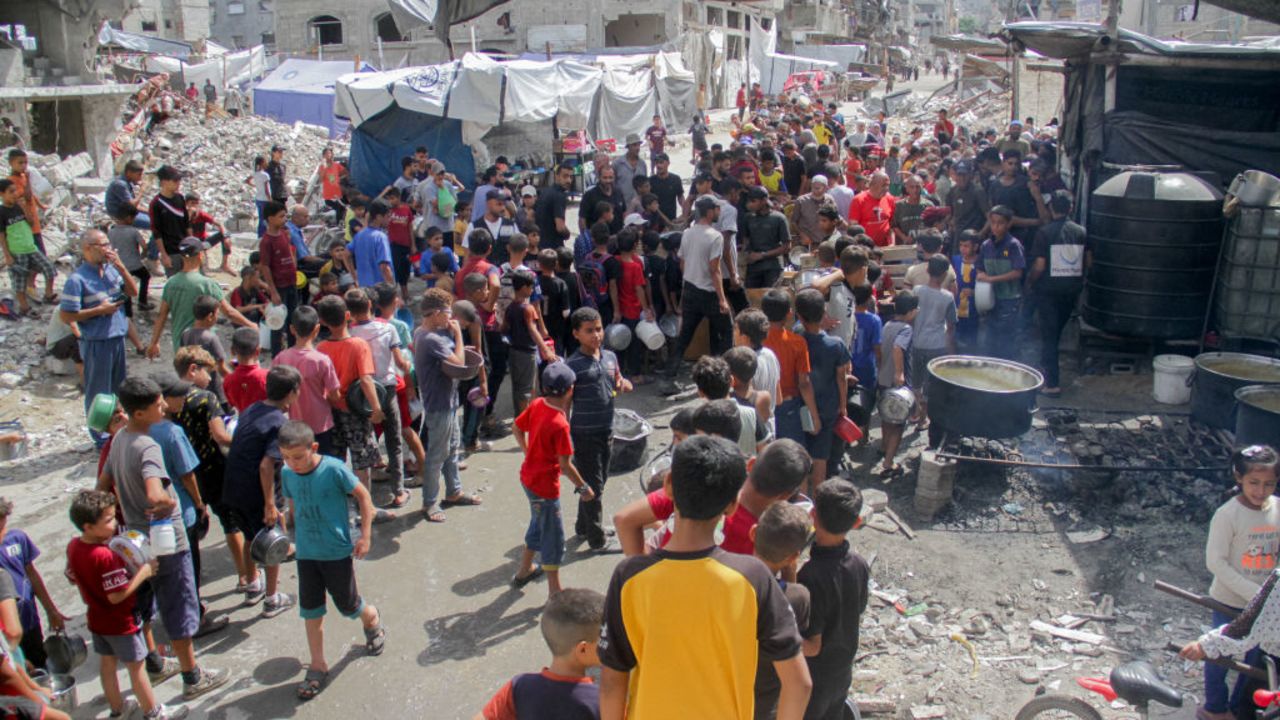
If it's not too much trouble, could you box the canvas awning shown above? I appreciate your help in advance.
[1004,21,1280,61]
[97,23,192,59]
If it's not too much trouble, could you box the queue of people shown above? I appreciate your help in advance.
[0,88,1208,720]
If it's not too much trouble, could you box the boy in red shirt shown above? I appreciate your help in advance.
[385,191,415,300]
[257,200,297,358]
[613,228,653,383]
[186,192,230,275]
[66,490,188,719]
[511,362,592,597]
[224,327,268,413]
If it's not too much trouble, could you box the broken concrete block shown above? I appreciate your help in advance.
[855,697,897,715]
[53,152,94,180]
[909,705,947,719]
[72,178,109,195]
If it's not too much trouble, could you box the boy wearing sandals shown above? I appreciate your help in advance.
[414,288,483,523]
[278,420,384,701]
[511,362,593,595]
[0,178,57,317]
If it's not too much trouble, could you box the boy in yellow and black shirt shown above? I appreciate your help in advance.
[598,435,812,720]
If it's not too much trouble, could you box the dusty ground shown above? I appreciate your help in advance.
[0,75,1237,719]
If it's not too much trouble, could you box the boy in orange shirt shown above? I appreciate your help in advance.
[511,362,592,597]
[760,289,820,445]
[314,295,387,508]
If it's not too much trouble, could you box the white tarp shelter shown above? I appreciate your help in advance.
[142,45,268,91]
[335,51,693,197]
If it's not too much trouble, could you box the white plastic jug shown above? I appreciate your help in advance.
[149,517,177,557]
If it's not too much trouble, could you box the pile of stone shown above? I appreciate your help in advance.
[848,567,1215,718]
[130,112,349,231]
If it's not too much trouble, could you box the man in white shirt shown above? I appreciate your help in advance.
[667,197,732,376]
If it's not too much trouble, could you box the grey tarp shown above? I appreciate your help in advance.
[97,24,192,59]
[385,0,511,46]
[1103,111,1280,184]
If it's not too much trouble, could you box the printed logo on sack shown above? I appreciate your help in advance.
[406,67,443,94]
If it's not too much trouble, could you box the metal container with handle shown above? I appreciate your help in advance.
[926,355,1043,439]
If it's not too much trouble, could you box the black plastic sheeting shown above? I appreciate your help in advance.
[1104,111,1280,184]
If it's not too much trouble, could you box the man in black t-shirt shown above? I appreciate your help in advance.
[647,153,684,221]
[535,165,573,246]
[985,149,1045,242]
[579,167,625,235]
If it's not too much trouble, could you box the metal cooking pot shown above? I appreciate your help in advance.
[250,525,291,566]
[877,386,915,425]
[1191,352,1280,430]
[441,348,485,381]
[926,355,1043,439]
[43,631,88,674]
[29,671,77,712]
[605,323,633,352]
[612,409,652,473]
[1235,384,1280,447]
[346,380,391,418]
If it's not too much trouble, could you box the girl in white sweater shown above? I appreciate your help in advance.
[1183,445,1280,720]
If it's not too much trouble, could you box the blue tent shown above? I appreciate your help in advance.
[253,59,375,138]
[348,107,476,200]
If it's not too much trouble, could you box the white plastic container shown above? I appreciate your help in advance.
[635,320,665,350]
[149,517,177,557]
[1153,354,1195,405]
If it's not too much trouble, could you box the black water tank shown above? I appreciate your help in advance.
[1083,171,1224,339]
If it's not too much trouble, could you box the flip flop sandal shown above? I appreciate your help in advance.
[879,465,902,479]
[364,624,386,656]
[441,494,482,508]
[387,491,411,509]
[296,669,327,701]
[511,566,544,588]
[424,508,447,523]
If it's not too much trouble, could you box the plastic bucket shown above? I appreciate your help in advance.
[834,416,863,444]
[636,320,665,350]
[1152,354,1195,405]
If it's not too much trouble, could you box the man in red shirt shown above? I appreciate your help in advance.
[257,200,298,356]
[848,171,897,247]
[735,84,747,120]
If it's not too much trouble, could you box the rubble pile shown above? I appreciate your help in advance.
[133,112,348,229]
[850,558,1215,718]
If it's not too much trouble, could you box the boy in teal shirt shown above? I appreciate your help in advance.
[279,420,385,701]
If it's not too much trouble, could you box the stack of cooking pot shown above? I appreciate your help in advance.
[1190,352,1280,445]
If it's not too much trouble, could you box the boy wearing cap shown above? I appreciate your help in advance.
[976,205,1027,361]
[511,362,592,597]
[148,166,190,276]
[146,238,255,359]
[266,146,288,204]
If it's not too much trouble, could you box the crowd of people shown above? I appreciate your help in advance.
[0,82,1258,720]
